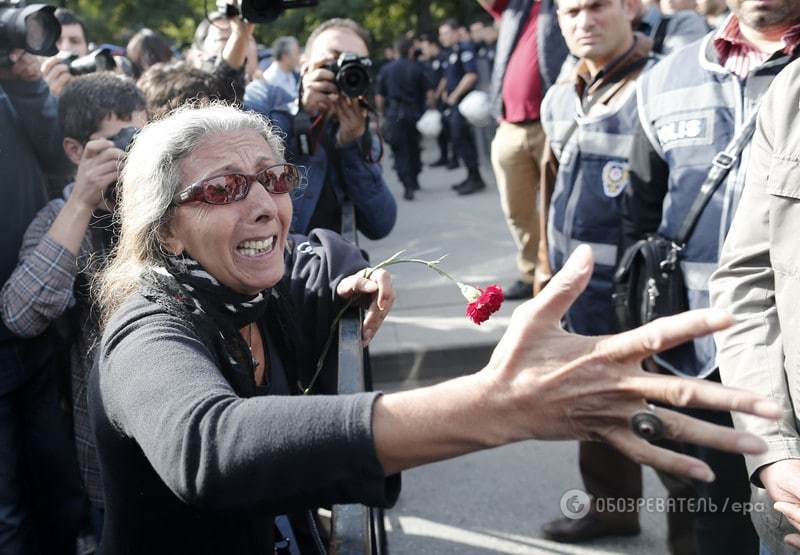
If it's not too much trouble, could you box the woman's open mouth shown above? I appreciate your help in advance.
[236,236,276,257]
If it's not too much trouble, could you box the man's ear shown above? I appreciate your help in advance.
[63,137,83,165]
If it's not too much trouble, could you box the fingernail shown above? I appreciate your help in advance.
[736,435,767,454]
[754,400,783,419]
[690,466,715,482]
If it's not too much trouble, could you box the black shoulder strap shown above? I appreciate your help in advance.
[675,104,761,245]
[652,15,671,55]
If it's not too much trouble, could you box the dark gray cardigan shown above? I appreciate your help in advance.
[89,230,400,554]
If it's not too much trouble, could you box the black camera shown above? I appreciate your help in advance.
[104,126,139,203]
[323,52,372,98]
[58,47,117,76]
[0,1,60,66]
[216,0,318,24]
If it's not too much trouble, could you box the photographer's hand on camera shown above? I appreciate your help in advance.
[335,95,367,146]
[40,55,72,97]
[71,139,124,211]
[47,139,124,256]
[300,59,368,145]
[0,49,41,81]
[301,61,338,115]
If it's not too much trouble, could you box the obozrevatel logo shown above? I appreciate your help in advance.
[560,489,591,520]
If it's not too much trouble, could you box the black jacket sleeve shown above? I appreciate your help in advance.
[622,115,670,250]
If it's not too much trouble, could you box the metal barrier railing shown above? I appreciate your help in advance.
[329,201,387,555]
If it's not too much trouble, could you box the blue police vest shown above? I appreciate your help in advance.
[542,76,643,336]
[637,33,796,376]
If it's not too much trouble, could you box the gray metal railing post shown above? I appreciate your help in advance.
[329,201,384,555]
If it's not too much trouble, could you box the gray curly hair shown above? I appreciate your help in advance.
[95,103,286,326]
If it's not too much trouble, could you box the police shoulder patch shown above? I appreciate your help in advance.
[449,52,458,64]
[601,161,629,198]
[460,50,475,63]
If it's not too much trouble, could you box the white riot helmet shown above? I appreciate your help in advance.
[458,90,492,128]
[416,109,443,138]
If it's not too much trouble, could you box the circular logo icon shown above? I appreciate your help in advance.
[560,489,591,520]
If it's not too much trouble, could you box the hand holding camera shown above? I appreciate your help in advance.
[302,52,372,143]
[71,138,125,211]
[40,54,70,95]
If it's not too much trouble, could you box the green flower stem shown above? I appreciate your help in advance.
[302,253,457,395]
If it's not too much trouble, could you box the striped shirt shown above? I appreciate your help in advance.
[713,14,800,79]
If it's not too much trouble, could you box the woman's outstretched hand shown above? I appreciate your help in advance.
[373,245,781,479]
[481,244,779,481]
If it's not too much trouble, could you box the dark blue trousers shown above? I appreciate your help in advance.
[385,112,422,191]
[447,107,479,173]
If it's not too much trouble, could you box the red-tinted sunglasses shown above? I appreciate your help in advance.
[173,163,301,206]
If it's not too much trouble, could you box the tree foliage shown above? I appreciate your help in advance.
[58,0,487,52]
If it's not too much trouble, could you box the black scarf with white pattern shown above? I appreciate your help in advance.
[140,252,286,397]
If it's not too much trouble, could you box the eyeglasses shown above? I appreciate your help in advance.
[173,163,301,206]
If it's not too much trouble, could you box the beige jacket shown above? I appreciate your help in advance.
[710,57,800,554]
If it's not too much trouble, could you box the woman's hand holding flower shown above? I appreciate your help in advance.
[336,268,395,346]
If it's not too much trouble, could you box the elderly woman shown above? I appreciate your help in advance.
[90,104,779,554]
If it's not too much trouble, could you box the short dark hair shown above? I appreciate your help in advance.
[440,18,461,31]
[126,28,173,79]
[305,18,371,53]
[137,61,238,119]
[58,73,146,144]
[394,37,414,59]
[54,8,89,44]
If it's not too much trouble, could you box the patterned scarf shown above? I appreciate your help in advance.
[140,252,273,397]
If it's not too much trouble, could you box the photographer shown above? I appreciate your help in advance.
[1,72,147,542]
[189,8,259,104]
[252,18,397,240]
[0,46,81,553]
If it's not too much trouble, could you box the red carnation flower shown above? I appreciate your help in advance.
[462,284,505,325]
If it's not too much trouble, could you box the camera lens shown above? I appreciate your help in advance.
[337,65,369,97]
[24,9,57,51]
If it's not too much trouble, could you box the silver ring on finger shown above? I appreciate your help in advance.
[630,403,665,442]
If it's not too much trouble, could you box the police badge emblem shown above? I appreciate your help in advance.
[601,161,629,197]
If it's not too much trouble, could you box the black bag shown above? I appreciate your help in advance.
[613,235,686,330]
[613,105,761,331]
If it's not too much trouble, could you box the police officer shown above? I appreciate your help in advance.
[469,19,495,90]
[377,37,434,200]
[537,0,661,544]
[623,4,800,554]
[420,36,455,169]
[438,19,487,195]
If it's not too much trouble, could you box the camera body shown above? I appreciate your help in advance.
[58,47,117,76]
[322,52,372,98]
[216,0,318,24]
[0,1,60,66]
[104,126,139,203]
